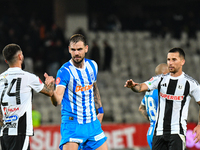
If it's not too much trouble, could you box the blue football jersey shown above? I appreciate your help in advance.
[56,58,98,124]
[141,89,158,125]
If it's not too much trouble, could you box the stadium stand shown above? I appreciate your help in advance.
[29,31,200,124]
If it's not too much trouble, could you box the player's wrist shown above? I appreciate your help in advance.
[98,107,104,114]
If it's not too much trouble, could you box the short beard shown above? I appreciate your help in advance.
[73,58,84,65]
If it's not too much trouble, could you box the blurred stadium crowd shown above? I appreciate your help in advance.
[0,0,200,125]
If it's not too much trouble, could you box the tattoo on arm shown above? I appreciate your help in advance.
[41,83,54,96]
[93,82,102,109]
[139,105,149,121]
[131,84,142,93]
[0,108,3,127]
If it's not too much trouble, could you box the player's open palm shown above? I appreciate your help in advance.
[124,79,138,88]
[193,125,200,143]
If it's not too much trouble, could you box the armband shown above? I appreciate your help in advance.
[98,107,104,114]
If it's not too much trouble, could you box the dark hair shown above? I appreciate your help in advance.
[69,34,87,46]
[2,44,22,63]
[168,47,185,59]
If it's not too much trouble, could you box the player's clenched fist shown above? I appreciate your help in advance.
[124,79,138,88]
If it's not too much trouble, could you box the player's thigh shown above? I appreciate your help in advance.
[96,141,108,150]
[62,142,79,150]
[59,120,85,149]
[152,135,168,150]
[168,134,185,150]
[85,119,107,149]
[1,135,30,150]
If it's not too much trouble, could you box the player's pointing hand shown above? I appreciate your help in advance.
[44,73,55,87]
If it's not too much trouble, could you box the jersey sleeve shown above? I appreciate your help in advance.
[28,73,44,93]
[144,75,161,91]
[191,85,200,102]
[90,60,98,82]
[55,68,70,87]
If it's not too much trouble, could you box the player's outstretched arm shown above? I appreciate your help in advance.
[193,101,200,143]
[124,79,148,93]
[40,73,55,97]
[93,82,104,123]
[50,86,65,106]
[138,104,149,121]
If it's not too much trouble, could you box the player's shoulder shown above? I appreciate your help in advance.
[57,62,71,77]
[59,62,71,72]
[85,58,97,66]
[21,70,40,81]
[183,72,199,85]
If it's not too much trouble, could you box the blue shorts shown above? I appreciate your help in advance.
[147,124,155,149]
[59,118,107,150]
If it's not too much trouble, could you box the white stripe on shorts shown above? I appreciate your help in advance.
[22,136,29,150]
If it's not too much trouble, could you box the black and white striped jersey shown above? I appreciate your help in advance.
[0,67,44,136]
[144,72,200,136]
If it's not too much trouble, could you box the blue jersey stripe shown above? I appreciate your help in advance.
[76,69,87,123]
[67,66,78,116]
[85,67,94,121]
[72,77,77,116]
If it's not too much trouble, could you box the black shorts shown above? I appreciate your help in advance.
[1,134,30,150]
[152,134,185,150]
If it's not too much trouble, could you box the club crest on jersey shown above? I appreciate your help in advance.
[56,77,61,85]
[90,73,95,81]
[178,85,183,89]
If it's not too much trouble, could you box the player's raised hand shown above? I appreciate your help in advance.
[44,73,55,87]
[124,79,138,88]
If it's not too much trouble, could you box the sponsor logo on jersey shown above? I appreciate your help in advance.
[3,107,19,116]
[56,77,61,85]
[3,123,16,128]
[161,83,167,87]
[160,92,184,101]
[75,84,93,92]
[94,132,105,141]
[5,115,18,123]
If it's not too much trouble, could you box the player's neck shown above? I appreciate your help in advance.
[71,59,85,69]
[9,62,22,69]
[170,70,183,77]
